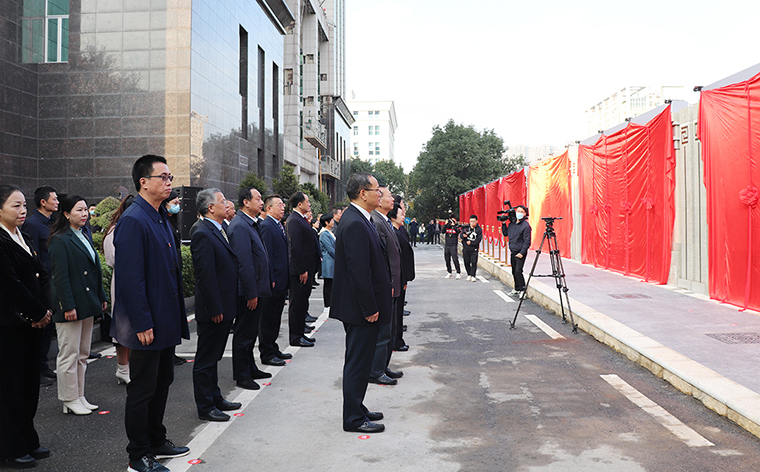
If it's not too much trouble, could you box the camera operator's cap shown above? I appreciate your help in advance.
[470,214,478,219]
[516,205,528,214]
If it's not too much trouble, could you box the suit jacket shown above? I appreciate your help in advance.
[48,227,108,323]
[371,210,402,296]
[20,209,53,274]
[191,218,239,323]
[0,229,52,326]
[285,211,320,277]
[227,212,272,300]
[112,195,189,350]
[189,217,204,238]
[319,228,335,279]
[329,204,392,326]
[395,225,416,284]
[259,215,289,292]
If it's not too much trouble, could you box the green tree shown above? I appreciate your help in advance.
[238,172,269,198]
[272,165,301,205]
[373,159,407,197]
[349,157,373,175]
[409,119,524,221]
[300,182,329,217]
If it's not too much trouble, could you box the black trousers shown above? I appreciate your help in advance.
[511,252,527,291]
[410,234,417,247]
[232,296,262,381]
[342,322,379,430]
[258,291,286,362]
[393,288,406,350]
[39,322,54,372]
[126,346,175,461]
[371,297,397,378]
[288,276,311,344]
[323,278,333,308]
[193,319,233,414]
[463,247,479,277]
[0,326,42,461]
[444,245,460,273]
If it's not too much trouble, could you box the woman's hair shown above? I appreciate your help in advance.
[50,195,87,240]
[319,213,333,229]
[105,195,136,235]
[0,184,22,208]
[387,203,402,221]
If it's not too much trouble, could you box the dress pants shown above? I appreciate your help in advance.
[444,245,461,273]
[55,317,94,402]
[393,288,407,350]
[39,323,54,371]
[288,276,311,344]
[258,291,286,362]
[323,278,333,308]
[232,297,262,381]
[126,346,175,461]
[463,247,479,277]
[193,319,233,414]
[342,322,379,430]
[0,326,43,461]
[371,297,398,378]
[511,252,527,291]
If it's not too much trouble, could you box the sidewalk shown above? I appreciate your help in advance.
[478,250,760,439]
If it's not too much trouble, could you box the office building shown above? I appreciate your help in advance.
[347,100,397,165]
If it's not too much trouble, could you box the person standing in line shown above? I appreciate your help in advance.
[426,220,435,244]
[318,213,335,308]
[418,222,425,244]
[330,206,343,234]
[112,155,190,472]
[461,215,483,282]
[390,198,413,352]
[161,191,189,367]
[21,186,59,386]
[227,187,273,391]
[329,173,391,433]
[0,185,54,469]
[433,221,442,244]
[501,205,532,296]
[443,217,462,279]
[48,195,108,416]
[191,189,241,422]
[408,218,418,247]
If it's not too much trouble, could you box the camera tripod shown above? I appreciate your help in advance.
[510,217,577,333]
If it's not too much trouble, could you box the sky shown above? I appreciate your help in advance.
[345,0,760,172]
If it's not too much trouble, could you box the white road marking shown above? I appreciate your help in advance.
[524,315,565,340]
[600,374,714,447]
[476,276,489,283]
[494,289,515,303]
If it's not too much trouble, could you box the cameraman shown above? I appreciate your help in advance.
[443,217,462,279]
[460,215,482,282]
[501,205,531,295]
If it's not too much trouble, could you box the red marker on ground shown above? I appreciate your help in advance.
[262,382,271,386]
[98,411,110,415]
[188,459,203,465]
[233,413,244,417]
[358,435,370,440]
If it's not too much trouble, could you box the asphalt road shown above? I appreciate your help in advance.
[11,244,760,472]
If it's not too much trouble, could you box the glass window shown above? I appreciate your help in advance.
[368,126,372,135]
[22,0,69,63]
[374,125,380,135]
[375,143,380,154]
[353,126,358,136]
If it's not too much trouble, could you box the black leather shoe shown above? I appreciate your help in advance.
[236,378,260,390]
[262,357,286,366]
[29,447,50,459]
[128,454,170,472]
[344,421,385,433]
[6,454,35,469]
[41,367,56,379]
[385,369,404,379]
[395,345,409,352]
[88,352,102,360]
[277,352,293,360]
[40,375,53,387]
[305,315,318,323]
[198,408,230,422]
[251,369,272,379]
[216,400,242,411]
[304,325,314,333]
[366,411,384,421]
[369,373,397,385]
[403,310,411,316]
[174,355,187,365]
[403,325,407,331]
[151,439,189,459]
[302,334,316,342]
[290,337,315,347]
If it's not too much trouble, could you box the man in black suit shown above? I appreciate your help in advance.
[330,173,391,434]
[285,192,320,347]
[227,187,273,391]
[191,189,241,422]
[257,195,293,366]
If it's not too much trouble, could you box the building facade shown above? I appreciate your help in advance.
[347,100,397,165]
[0,0,293,201]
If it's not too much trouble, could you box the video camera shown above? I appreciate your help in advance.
[496,200,516,223]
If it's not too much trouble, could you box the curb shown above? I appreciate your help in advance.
[477,253,760,440]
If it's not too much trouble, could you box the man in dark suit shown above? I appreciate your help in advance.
[369,186,403,385]
[227,187,273,390]
[113,155,190,472]
[393,198,414,352]
[330,173,391,434]
[285,192,320,347]
[190,188,241,422]
[257,195,293,366]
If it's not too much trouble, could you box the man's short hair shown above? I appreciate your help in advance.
[289,191,306,209]
[132,154,167,192]
[470,214,478,220]
[393,194,403,205]
[238,187,255,208]
[197,188,221,217]
[331,206,342,216]
[263,194,282,209]
[33,186,56,208]
[346,173,372,200]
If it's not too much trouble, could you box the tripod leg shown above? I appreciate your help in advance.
[510,233,546,329]
[553,254,578,333]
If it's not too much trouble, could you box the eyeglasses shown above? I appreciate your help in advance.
[145,174,174,183]
[362,187,382,194]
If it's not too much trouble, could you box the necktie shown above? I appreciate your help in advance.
[221,227,230,244]
[279,221,286,237]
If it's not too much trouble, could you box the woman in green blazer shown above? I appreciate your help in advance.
[48,195,108,416]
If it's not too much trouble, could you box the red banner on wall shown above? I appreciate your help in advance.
[578,106,675,284]
[459,194,465,221]
[484,180,500,234]
[464,191,473,223]
[500,169,527,210]
[699,71,760,311]
[472,186,486,225]
[527,151,572,257]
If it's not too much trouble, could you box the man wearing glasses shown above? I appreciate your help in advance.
[113,155,190,472]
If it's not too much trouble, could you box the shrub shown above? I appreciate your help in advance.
[91,196,120,230]
[238,172,269,197]
[99,253,113,312]
[181,245,195,298]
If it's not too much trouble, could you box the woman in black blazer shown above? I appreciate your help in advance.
[48,195,108,416]
[0,185,53,469]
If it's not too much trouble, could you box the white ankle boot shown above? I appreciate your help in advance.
[116,364,130,384]
[79,397,98,410]
[63,400,91,415]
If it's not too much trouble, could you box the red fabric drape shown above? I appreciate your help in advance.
[464,191,473,223]
[699,72,760,311]
[459,194,465,221]
[527,151,573,257]
[578,106,675,284]
[499,169,527,210]
[472,186,486,225]
[484,180,500,239]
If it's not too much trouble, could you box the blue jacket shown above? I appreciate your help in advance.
[227,212,272,300]
[319,228,335,279]
[191,218,239,323]
[21,209,54,274]
[112,195,189,350]
[259,215,289,292]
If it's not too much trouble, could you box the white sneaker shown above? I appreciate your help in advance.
[472,277,478,282]
[466,276,472,281]
[455,273,462,279]
[508,289,519,296]
[445,273,453,279]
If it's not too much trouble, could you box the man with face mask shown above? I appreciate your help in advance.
[501,205,531,296]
